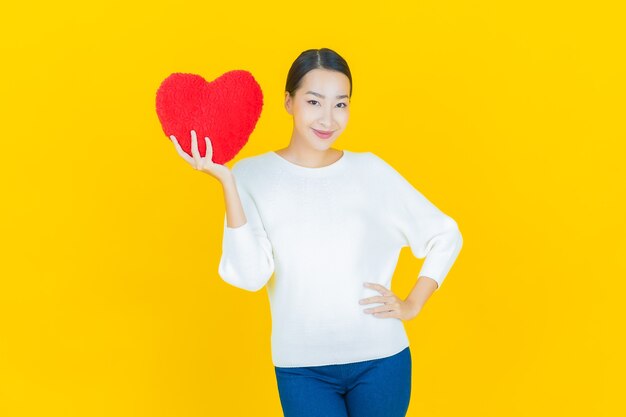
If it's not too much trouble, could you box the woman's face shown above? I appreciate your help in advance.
[284,68,351,151]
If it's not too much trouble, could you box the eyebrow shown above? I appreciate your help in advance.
[305,91,349,100]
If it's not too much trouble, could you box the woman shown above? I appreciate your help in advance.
[170,48,463,417]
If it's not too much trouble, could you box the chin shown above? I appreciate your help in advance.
[310,139,337,150]
[311,132,341,146]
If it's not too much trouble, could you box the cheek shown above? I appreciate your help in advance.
[295,115,309,128]
[336,111,349,126]
[296,110,316,126]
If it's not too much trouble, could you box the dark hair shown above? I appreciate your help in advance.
[285,48,352,98]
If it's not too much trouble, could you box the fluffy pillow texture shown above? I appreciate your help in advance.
[156,70,263,164]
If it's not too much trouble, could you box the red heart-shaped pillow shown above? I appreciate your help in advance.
[155,70,263,164]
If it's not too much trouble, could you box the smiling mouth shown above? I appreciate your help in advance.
[313,129,334,134]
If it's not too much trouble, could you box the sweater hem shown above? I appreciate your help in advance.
[272,342,411,368]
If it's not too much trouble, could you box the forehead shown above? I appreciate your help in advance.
[299,69,350,94]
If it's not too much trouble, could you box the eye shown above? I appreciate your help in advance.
[307,100,319,105]
[337,102,348,108]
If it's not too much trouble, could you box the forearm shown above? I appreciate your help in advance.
[221,175,247,228]
[404,275,438,314]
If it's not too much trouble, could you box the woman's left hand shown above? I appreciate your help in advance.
[359,282,421,321]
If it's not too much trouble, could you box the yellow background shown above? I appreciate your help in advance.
[1,1,624,416]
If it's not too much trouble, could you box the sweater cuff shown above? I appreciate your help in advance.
[417,270,443,291]
[225,221,252,233]
[417,231,463,291]
[223,221,256,251]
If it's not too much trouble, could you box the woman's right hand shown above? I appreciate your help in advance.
[170,129,233,183]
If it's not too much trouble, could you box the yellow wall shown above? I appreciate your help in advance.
[1,1,623,416]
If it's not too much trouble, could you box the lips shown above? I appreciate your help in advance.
[312,128,334,139]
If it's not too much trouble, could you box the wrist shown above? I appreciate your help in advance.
[404,298,423,317]
[219,172,236,187]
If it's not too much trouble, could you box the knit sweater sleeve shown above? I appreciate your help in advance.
[372,152,463,290]
[217,162,275,292]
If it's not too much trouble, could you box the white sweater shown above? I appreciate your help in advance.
[218,150,463,367]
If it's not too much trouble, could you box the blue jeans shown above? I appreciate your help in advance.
[274,346,411,417]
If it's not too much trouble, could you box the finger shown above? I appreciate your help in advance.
[375,284,393,296]
[359,295,388,305]
[190,130,201,168]
[373,311,399,319]
[365,304,395,314]
[364,282,392,296]
[198,157,209,172]
[170,135,194,165]
[205,137,213,162]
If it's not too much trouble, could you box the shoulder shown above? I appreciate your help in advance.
[359,151,403,177]
[230,152,273,177]
[363,150,388,165]
[341,150,391,170]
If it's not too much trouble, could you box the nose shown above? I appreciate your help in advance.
[319,105,333,128]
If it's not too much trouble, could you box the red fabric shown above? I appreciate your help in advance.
[156,70,263,164]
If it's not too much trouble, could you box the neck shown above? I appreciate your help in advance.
[277,140,342,169]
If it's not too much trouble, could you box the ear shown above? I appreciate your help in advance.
[284,92,292,115]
